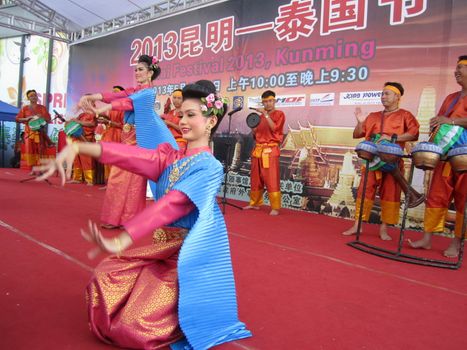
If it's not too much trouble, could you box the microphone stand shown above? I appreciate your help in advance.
[220,109,243,214]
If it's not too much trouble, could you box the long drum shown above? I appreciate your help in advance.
[64,120,84,138]
[28,117,47,131]
[355,140,378,161]
[447,145,467,173]
[411,142,443,170]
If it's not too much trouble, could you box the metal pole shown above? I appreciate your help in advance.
[397,159,415,254]
[355,160,370,241]
[15,35,27,143]
[45,38,54,111]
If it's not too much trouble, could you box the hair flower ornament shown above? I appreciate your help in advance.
[150,57,159,70]
[200,93,229,116]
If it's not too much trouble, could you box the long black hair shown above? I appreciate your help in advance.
[138,54,161,81]
[182,80,227,135]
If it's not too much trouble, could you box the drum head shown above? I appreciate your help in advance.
[246,113,260,128]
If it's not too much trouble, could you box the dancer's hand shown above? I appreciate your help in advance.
[80,220,133,259]
[33,143,78,185]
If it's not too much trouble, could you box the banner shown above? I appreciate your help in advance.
[68,0,467,232]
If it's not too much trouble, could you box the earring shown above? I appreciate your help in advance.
[205,124,212,137]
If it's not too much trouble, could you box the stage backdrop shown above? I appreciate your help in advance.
[68,0,466,233]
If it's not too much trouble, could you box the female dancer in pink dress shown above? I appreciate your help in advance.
[79,55,161,229]
[36,80,251,349]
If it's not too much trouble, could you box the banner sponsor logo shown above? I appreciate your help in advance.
[339,91,382,105]
[310,93,335,106]
[233,96,244,109]
[248,94,306,108]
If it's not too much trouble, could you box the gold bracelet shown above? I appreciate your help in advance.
[113,237,122,258]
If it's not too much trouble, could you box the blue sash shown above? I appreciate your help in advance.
[151,153,252,349]
[129,88,178,195]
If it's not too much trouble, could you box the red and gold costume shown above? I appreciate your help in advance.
[15,104,52,169]
[249,109,285,210]
[72,112,96,184]
[356,109,419,224]
[100,110,124,180]
[163,108,186,150]
[424,93,467,237]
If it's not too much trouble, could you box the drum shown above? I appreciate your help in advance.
[355,140,378,161]
[28,117,47,131]
[447,145,467,173]
[64,120,83,138]
[246,113,260,128]
[377,140,403,164]
[411,142,443,170]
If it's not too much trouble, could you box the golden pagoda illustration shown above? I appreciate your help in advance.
[327,151,357,207]
[416,86,437,136]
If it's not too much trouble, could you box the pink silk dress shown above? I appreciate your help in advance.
[99,85,148,227]
[87,142,208,349]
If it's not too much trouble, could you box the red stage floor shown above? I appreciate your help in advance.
[1,168,467,350]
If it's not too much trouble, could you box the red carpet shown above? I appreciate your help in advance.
[1,168,467,350]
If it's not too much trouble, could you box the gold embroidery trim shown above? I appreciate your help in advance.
[153,228,188,244]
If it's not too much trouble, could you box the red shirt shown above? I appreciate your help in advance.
[438,92,467,119]
[163,109,182,139]
[16,104,51,134]
[362,108,419,147]
[77,112,97,141]
[254,109,286,144]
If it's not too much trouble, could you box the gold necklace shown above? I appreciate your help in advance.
[165,152,208,193]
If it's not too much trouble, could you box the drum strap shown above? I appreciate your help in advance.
[444,92,461,117]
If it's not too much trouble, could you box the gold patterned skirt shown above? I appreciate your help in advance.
[86,228,188,349]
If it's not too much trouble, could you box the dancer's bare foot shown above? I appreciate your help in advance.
[269,209,279,216]
[98,186,107,190]
[408,232,432,250]
[379,223,392,241]
[243,205,260,210]
[443,238,460,258]
[342,222,359,236]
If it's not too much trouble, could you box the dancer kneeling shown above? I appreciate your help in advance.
[35,80,251,349]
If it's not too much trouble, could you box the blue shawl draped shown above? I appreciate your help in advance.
[129,88,178,195]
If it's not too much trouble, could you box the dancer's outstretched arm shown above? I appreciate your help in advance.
[34,142,172,185]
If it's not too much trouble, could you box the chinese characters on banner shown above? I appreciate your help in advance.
[130,0,427,62]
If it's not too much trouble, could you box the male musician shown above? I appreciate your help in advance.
[342,82,419,240]
[243,90,285,215]
[15,89,52,171]
[98,86,125,182]
[69,108,97,185]
[162,89,186,149]
[409,56,467,257]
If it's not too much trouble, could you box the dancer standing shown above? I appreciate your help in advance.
[35,80,251,349]
[79,55,164,229]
